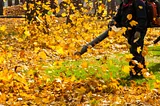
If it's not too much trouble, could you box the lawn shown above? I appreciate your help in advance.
[46,45,160,89]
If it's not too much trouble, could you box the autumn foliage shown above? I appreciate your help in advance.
[0,1,159,105]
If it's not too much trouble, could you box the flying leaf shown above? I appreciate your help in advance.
[130,20,138,26]
[122,65,130,74]
[138,6,143,9]
[127,14,132,20]
[23,3,27,10]
[70,3,76,10]
[98,5,103,13]
[137,63,144,69]
[125,54,134,60]
[137,46,141,54]
[61,13,67,17]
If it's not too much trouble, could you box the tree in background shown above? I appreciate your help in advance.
[8,0,12,6]
[0,0,3,15]
[15,0,19,5]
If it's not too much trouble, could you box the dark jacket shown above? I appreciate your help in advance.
[113,0,148,32]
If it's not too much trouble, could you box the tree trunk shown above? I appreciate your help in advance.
[8,0,12,6]
[15,0,19,5]
[0,0,3,15]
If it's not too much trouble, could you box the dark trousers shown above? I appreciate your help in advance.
[126,29,147,76]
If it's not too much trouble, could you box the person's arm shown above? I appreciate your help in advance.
[113,3,123,23]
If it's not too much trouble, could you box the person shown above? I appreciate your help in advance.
[108,0,148,79]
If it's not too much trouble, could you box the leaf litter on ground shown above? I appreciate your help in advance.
[0,13,159,105]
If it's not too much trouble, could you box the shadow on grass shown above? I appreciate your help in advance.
[118,63,160,87]
[118,75,144,87]
[148,63,160,73]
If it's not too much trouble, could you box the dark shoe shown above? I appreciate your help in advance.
[127,75,136,80]
[128,70,137,80]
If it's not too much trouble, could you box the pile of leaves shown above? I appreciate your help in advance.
[0,69,160,105]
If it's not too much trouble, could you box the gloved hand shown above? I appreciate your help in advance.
[133,31,141,43]
[108,19,116,27]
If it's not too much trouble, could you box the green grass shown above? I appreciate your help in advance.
[46,45,160,89]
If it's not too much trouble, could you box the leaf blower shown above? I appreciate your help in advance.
[75,27,112,55]
[154,36,160,44]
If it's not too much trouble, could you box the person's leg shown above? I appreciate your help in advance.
[127,30,147,78]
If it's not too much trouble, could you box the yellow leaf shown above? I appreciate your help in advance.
[0,56,4,64]
[81,61,88,68]
[87,91,92,97]
[77,86,86,94]
[127,14,132,20]
[109,60,113,65]
[150,74,156,79]
[18,38,24,42]
[7,74,13,81]
[108,0,111,2]
[130,20,138,26]
[57,47,64,55]
[125,54,134,60]
[153,17,156,21]
[137,63,144,69]
[42,98,50,103]
[121,27,127,34]
[23,3,27,10]
[24,30,31,36]
[137,46,141,54]
[14,73,27,84]
[70,3,76,10]
[0,25,6,31]
[38,51,47,59]
[8,46,13,51]
[108,30,116,37]
[71,75,76,82]
[7,53,12,58]
[56,7,60,13]
[34,47,40,53]
[63,0,70,3]
[122,65,130,74]
[138,6,143,9]
[98,5,103,13]
[128,27,132,30]
[61,13,67,17]
[156,80,160,83]
[26,69,34,76]
[53,61,63,66]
